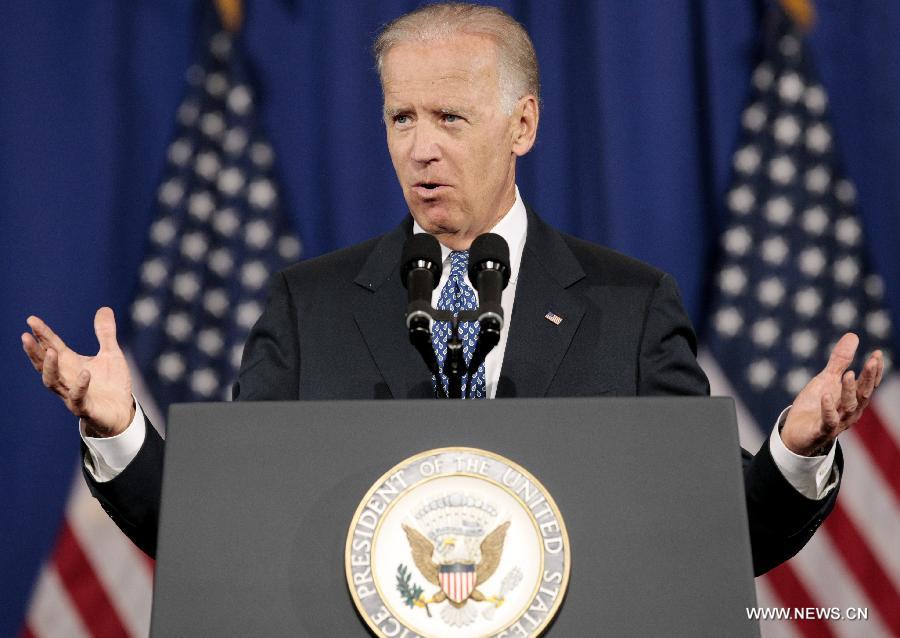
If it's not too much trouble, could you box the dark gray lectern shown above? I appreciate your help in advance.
[151,397,759,637]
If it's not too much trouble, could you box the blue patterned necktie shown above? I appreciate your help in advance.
[431,250,486,399]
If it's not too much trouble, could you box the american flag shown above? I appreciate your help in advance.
[22,16,301,637]
[700,7,900,638]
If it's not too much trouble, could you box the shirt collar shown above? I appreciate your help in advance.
[412,185,528,284]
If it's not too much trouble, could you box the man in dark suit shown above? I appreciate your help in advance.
[22,3,884,576]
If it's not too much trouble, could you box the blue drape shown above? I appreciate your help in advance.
[2,1,898,631]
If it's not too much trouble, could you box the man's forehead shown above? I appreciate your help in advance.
[383,70,477,101]
[380,35,500,84]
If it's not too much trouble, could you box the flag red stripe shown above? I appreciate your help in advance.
[20,625,36,638]
[823,505,900,633]
[54,520,130,638]
[852,407,900,502]
[763,562,836,638]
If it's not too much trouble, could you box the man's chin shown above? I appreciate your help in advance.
[409,206,458,235]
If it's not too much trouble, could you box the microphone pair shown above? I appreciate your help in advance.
[401,233,511,397]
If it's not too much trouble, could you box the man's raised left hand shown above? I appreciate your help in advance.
[781,332,885,457]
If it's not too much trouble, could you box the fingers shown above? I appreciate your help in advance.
[21,332,45,372]
[873,350,885,388]
[839,370,858,414]
[68,369,91,413]
[41,348,66,397]
[26,315,68,353]
[857,352,880,401]
[821,393,840,434]
[825,332,859,376]
[94,306,120,353]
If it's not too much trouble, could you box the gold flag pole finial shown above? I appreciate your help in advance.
[213,0,243,33]
[778,0,816,31]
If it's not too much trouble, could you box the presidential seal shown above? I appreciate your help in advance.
[345,448,570,638]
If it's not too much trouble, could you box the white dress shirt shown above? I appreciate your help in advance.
[82,186,838,500]
[413,186,528,400]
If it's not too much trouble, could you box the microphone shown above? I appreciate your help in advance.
[465,233,510,387]
[401,234,442,376]
[467,232,510,330]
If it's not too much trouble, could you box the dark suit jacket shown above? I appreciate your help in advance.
[86,208,840,575]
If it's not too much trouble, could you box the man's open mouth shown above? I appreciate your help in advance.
[412,183,447,196]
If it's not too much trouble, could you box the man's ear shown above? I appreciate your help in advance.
[511,95,539,157]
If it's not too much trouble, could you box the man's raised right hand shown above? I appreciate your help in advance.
[22,307,135,438]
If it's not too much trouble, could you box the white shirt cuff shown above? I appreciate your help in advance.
[769,406,839,500]
[80,399,146,483]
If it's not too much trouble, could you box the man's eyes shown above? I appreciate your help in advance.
[390,112,464,126]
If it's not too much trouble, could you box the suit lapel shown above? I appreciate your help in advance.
[350,209,587,399]
[497,209,586,397]
[352,220,435,398]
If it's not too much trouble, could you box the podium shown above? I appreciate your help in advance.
[150,397,759,637]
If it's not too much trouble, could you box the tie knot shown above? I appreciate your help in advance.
[449,250,469,279]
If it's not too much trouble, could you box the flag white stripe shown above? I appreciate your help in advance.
[873,376,900,447]
[755,577,801,638]
[833,427,900,590]
[25,566,91,638]
[66,471,153,637]
[789,530,891,637]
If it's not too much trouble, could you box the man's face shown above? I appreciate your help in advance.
[381,35,534,250]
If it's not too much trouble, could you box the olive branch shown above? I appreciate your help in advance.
[396,564,430,616]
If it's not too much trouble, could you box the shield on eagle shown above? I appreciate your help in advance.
[438,563,477,603]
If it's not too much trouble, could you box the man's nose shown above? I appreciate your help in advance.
[410,123,441,164]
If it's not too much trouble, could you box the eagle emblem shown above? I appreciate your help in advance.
[396,493,520,627]
[347,448,570,637]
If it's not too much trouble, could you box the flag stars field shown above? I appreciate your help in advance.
[728,184,756,214]
[227,85,252,115]
[773,114,801,146]
[760,236,789,265]
[835,217,861,246]
[833,256,860,287]
[140,259,168,288]
[735,145,762,173]
[797,247,826,278]
[777,71,804,102]
[203,289,229,318]
[121,26,301,408]
[751,318,781,349]
[765,196,793,225]
[802,206,829,235]
[714,307,744,337]
[757,278,786,307]
[747,359,777,389]
[224,127,248,154]
[213,207,240,237]
[790,329,818,359]
[723,226,753,256]
[753,63,775,91]
[804,165,831,194]
[719,266,748,296]
[768,154,796,184]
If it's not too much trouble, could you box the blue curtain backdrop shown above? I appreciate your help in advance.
[1,1,898,632]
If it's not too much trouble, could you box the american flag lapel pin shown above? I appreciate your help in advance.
[544,310,563,326]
